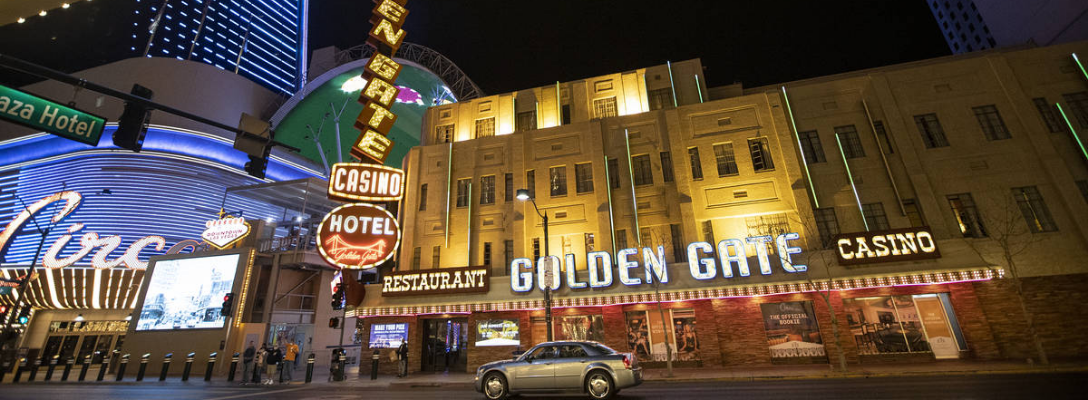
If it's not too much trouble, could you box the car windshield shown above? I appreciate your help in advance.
[584,342,617,355]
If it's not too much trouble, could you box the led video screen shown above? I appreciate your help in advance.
[475,319,520,347]
[369,323,409,348]
[135,254,240,331]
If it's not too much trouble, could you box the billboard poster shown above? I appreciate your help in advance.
[672,309,700,361]
[475,319,520,347]
[624,311,652,360]
[556,315,604,342]
[369,323,408,348]
[135,253,240,331]
[760,301,825,358]
[915,295,959,359]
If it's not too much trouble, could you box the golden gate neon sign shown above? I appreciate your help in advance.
[350,0,409,163]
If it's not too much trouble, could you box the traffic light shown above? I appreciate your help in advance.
[244,150,270,179]
[16,306,30,325]
[329,317,339,329]
[221,293,235,317]
[113,84,154,152]
[235,113,273,179]
[331,283,344,310]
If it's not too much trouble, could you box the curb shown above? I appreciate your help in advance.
[640,365,1088,383]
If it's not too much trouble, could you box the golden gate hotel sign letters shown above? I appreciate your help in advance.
[350,0,409,164]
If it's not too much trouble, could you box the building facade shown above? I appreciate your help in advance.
[928,0,1088,53]
[352,41,1088,375]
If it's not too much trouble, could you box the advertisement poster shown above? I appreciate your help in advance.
[556,315,605,342]
[760,301,825,358]
[672,309,700,361]
[136,254,240,331]
[624,311,652,360]
[915,295,959,359]
[476,319,520,347]
[369,323,409,348]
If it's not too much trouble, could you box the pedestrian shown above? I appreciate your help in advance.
[241,341,256,384]
[265,345,281,385]
[253,344,266,384]
[397,340,408,378]
[282,341,299,383]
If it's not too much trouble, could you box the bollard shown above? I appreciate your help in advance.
[371,350,380,380]
[96,352,110,382]
[0,359,9,383]
[44,354,59,381]
[228,352,239,382]
[204,352,217,381]
[159,353,172,381]
[28,358,41,382]
[181,352,195,382]
[13,358,26,383]
[304,353,314,383]
[78,355,91,382]
[115,354,130,381]
[336,353,346,382]
[136,353,150,381]
[62,356,75,381]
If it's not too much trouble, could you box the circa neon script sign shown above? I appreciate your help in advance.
[510,233,806,292]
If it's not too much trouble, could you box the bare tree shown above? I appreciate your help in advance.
[789,211,848,372]
[642,227,675,377]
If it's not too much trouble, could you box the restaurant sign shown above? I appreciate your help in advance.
[327,163,405,202]
[316,203,401,270]
[835,227,940,266]
[381,265,490,297]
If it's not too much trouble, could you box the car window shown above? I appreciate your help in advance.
[559,345,588,358]
[584,343,616,355]
[527,346,556,360]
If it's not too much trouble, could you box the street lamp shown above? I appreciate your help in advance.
[516,188,553,342]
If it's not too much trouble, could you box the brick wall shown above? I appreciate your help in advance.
[467,311,531,371]
[974,274,1088,361]
[357,316,419,376]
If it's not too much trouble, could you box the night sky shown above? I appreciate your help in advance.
[311,0,951,94]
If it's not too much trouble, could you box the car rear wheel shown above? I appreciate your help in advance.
[585,371,614,400]
[483,372,509,400]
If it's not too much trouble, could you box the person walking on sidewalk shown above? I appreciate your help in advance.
[397,341,408,378]
[253,344,266,384]
[241,341,256,384]
[265,346,281,385]
[282,341,298,383]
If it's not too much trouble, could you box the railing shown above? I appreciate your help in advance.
[257,233,319,253]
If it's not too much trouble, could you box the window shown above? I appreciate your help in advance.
[670,224,685,262]
[584,233,595,253]
[972,105,1011,140]
[632,155,653,185]
[648,87,674,110]
[607,158,621,189]
[688,147,704,180]
[432,245,441,268]
[504,240,514,273]
[411,247,421,270]
[480,175,495,205]
[748,138,775,171]
[532,238,541,261]
[592,97,618,119]
[814,208,839,248]
[562,236,572,256]
[615,229,628,250]
[575,163,594,194]
[1032,98,1065,133]
[561,104,572,125]
[516,110,537,131]
[914,114,950,148]
[713,143,738,176]
[903,199,926,227]
[1062,92,1088,128]
[418,183,428,211]
[1077,180,1088,204]
[798,130,826,163]
[483,242,492,267]
[745,213,791,238]
[701,220,715,243]
[947,193,986,238]
[475,117,496,138]
[835,125,865,158]
[504,173,513,202]
[660,152,675,182]
[526,170,535,198]
[549,166,568,197]
[1012,186,1058,233]
[456,178,471,207]
[873,121,894,154]
[639,228,651,247]
[862,202,890,230]
[434,124,454,143]
[844,294,965,356]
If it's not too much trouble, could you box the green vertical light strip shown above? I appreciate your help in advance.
[1056,103,1088,164]
[1074,53,1088,82]
[556,81,562,126]
[604,155,617,258]
[535,101,542,129]
[781,86,820,208]
[836,133,869,232]
[511,92,517,133]
[695,75,704,104]
[466,181,472,265]
[444,142,453,248]
[624,129,643,247]
[666,61,678,108]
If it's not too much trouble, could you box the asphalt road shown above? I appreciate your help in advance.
[0,373,1083,399]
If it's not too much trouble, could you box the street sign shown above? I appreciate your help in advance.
[0,84,107,146]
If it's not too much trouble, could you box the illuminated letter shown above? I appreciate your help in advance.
[686,242,716,280]
[587,251,613,288]
[354,102,398,135]
[329,214,343,232]
[362,77,400,108]
[617,248,641,285]
[885,234,901,255]
[872,235,891,257]
[375,0,408,25]
[84,233,124,269]
[0,191,82,257]
[565,254,586,289]
[369,19,406,50]
[775,233,806,273]
[120,236,166,270]
[43,223,95,269]
[717,239,748,277]
[351,129,394,163]
[537,255,561,291]
[747,236,774,275]
[917,231,937,253]
[366,52,403,82]
[334,168,347,192]
[389,173,403,197]
[837,238,854,260]
[642,246,668,284]
[854,238,873,259]
[895,233,918,255]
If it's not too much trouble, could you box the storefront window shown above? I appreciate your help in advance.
[672,309,699,361]
[844,293,964,358]
[760,301,825,359]
[625,309,699,362]
[555,315,604,342]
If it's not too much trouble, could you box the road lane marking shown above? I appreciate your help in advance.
[204,386,308,400]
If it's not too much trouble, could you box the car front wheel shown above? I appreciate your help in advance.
[483,372,509,400]
[585,371,614,400]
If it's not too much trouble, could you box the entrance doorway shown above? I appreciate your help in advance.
[421,318,467,373]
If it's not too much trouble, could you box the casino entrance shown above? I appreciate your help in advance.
[421,318,468,373]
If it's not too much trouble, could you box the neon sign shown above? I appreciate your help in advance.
[316,203,401,269]
[350,0,409,163]
[509,233,806,292]
[327,163,405,202]
[835,227,940,266]
[0,191,166,270]
[382,265,490,297]
[202,213,252,249]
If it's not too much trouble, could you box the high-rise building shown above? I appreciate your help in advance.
[928,0,1088,54]
[927,0,998,53]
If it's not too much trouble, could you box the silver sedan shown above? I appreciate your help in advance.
[474,341,642,400]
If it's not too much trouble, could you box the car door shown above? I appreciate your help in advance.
[513,345,557,389]
[553,344,590,389]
